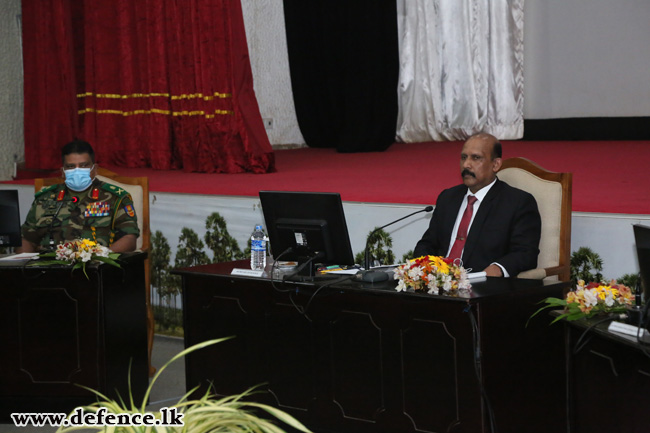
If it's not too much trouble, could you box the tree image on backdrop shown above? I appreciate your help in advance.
[570,246,604,286]
[175,227,211,268]
[355,228,396,267]
[205,212,248,262]
[151,212,247,336]
[151,230,183,335]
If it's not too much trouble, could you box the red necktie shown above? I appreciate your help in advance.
[448,195,478,262]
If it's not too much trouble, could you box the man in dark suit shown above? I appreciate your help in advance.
[413,133,541,277]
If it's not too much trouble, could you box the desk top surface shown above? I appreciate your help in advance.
[0,251,146,269]
[173,260,568,302]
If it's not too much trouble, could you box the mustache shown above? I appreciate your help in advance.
[461,169,476,178]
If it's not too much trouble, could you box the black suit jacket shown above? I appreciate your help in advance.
[413,179,541,276]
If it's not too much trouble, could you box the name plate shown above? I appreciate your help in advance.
[231,268,265,278]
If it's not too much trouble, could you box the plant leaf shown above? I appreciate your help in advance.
[94,255,122,268]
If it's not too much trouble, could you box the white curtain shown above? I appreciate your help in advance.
[396,0,525,142]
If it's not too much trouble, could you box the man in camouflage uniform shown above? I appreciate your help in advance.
[19,140,140,253]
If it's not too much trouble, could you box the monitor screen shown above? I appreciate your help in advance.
[634,224,650,298]
[0,189,22,248]
[259,191,355,272]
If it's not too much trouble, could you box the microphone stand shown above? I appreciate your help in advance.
[360,205,433,283]
[46,195,78,250]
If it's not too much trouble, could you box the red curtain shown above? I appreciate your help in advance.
[23,0,275,174]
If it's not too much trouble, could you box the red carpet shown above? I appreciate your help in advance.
[5,140,649,215]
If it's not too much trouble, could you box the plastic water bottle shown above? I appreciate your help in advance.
[250,225,267,271]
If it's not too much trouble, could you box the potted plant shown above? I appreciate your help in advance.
[55,338,312,433]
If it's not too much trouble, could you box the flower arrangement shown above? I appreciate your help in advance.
[394,255,471,295]
[532,279,634,323]
[37,238,121,278]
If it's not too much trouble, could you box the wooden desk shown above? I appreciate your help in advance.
[0,252,149,419]
[175,261,569,433]
[564,318,650,433]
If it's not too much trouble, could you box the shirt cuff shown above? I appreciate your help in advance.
[492,262,509,278]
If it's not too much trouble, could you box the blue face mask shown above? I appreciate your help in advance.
[64,167,94,191]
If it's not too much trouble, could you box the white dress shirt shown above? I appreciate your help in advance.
[446,178,509,276]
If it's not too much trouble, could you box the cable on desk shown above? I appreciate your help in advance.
[464,303,498,433]
[269,247,295,293]
[268,248,354,318]
[636,300,650,359]
[572,314,623,355]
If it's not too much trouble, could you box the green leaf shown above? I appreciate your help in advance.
[527,297,568,326]
[550,313,572,324]
[94,256,122,268]
[565,311,588,321]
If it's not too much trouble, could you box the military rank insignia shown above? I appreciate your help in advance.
[125,204,135,217]
[91,188,100,199]
[85,201,111,217]
[57,190,65,201]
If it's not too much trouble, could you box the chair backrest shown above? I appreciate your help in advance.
[498,157,572,281]
[34,167,150,251]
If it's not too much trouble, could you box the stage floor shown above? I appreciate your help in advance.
[6,140,650,215]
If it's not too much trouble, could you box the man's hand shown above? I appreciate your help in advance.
[483,264,503,277]
[16,238,37,253]
[110,234,137,253]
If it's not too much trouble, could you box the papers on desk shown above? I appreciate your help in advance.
[0,252,40,261]
[326,268,362,275]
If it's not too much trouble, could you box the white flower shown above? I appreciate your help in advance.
[94,246,109,257]
[408,266,423,281]
[79,250,93,262]
[583,289,598,307]
[428,286,439,295]
[604,293,615,307]
[395,279,407,292]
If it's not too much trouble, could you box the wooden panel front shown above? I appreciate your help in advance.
[178,263,567,433]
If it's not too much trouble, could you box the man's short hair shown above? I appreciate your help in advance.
[61,140,95,164]
[492,141,502,159]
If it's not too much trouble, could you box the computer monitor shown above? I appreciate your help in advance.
[259,191,355,275]
[634,224,650,298]
[0,189,22,248]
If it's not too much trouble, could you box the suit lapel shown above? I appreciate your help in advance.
[462,180,503,262]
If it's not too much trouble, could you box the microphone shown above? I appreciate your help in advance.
[47,196,79,247]
[625,274,645,326]
[360,205,434,283]
[38,196,78,203]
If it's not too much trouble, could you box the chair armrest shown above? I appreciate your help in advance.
[517,268,547,280]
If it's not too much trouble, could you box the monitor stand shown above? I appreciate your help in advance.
[296,255,317,278]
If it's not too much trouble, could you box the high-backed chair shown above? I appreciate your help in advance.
[35,167,155,375]
[497,157,572,281]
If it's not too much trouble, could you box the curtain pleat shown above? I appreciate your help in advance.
[396,0,525,141]
[23,0,78,169]
[23,0,274,173]
[283,1,399,152]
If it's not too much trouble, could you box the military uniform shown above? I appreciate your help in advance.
[22,178,140,249]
